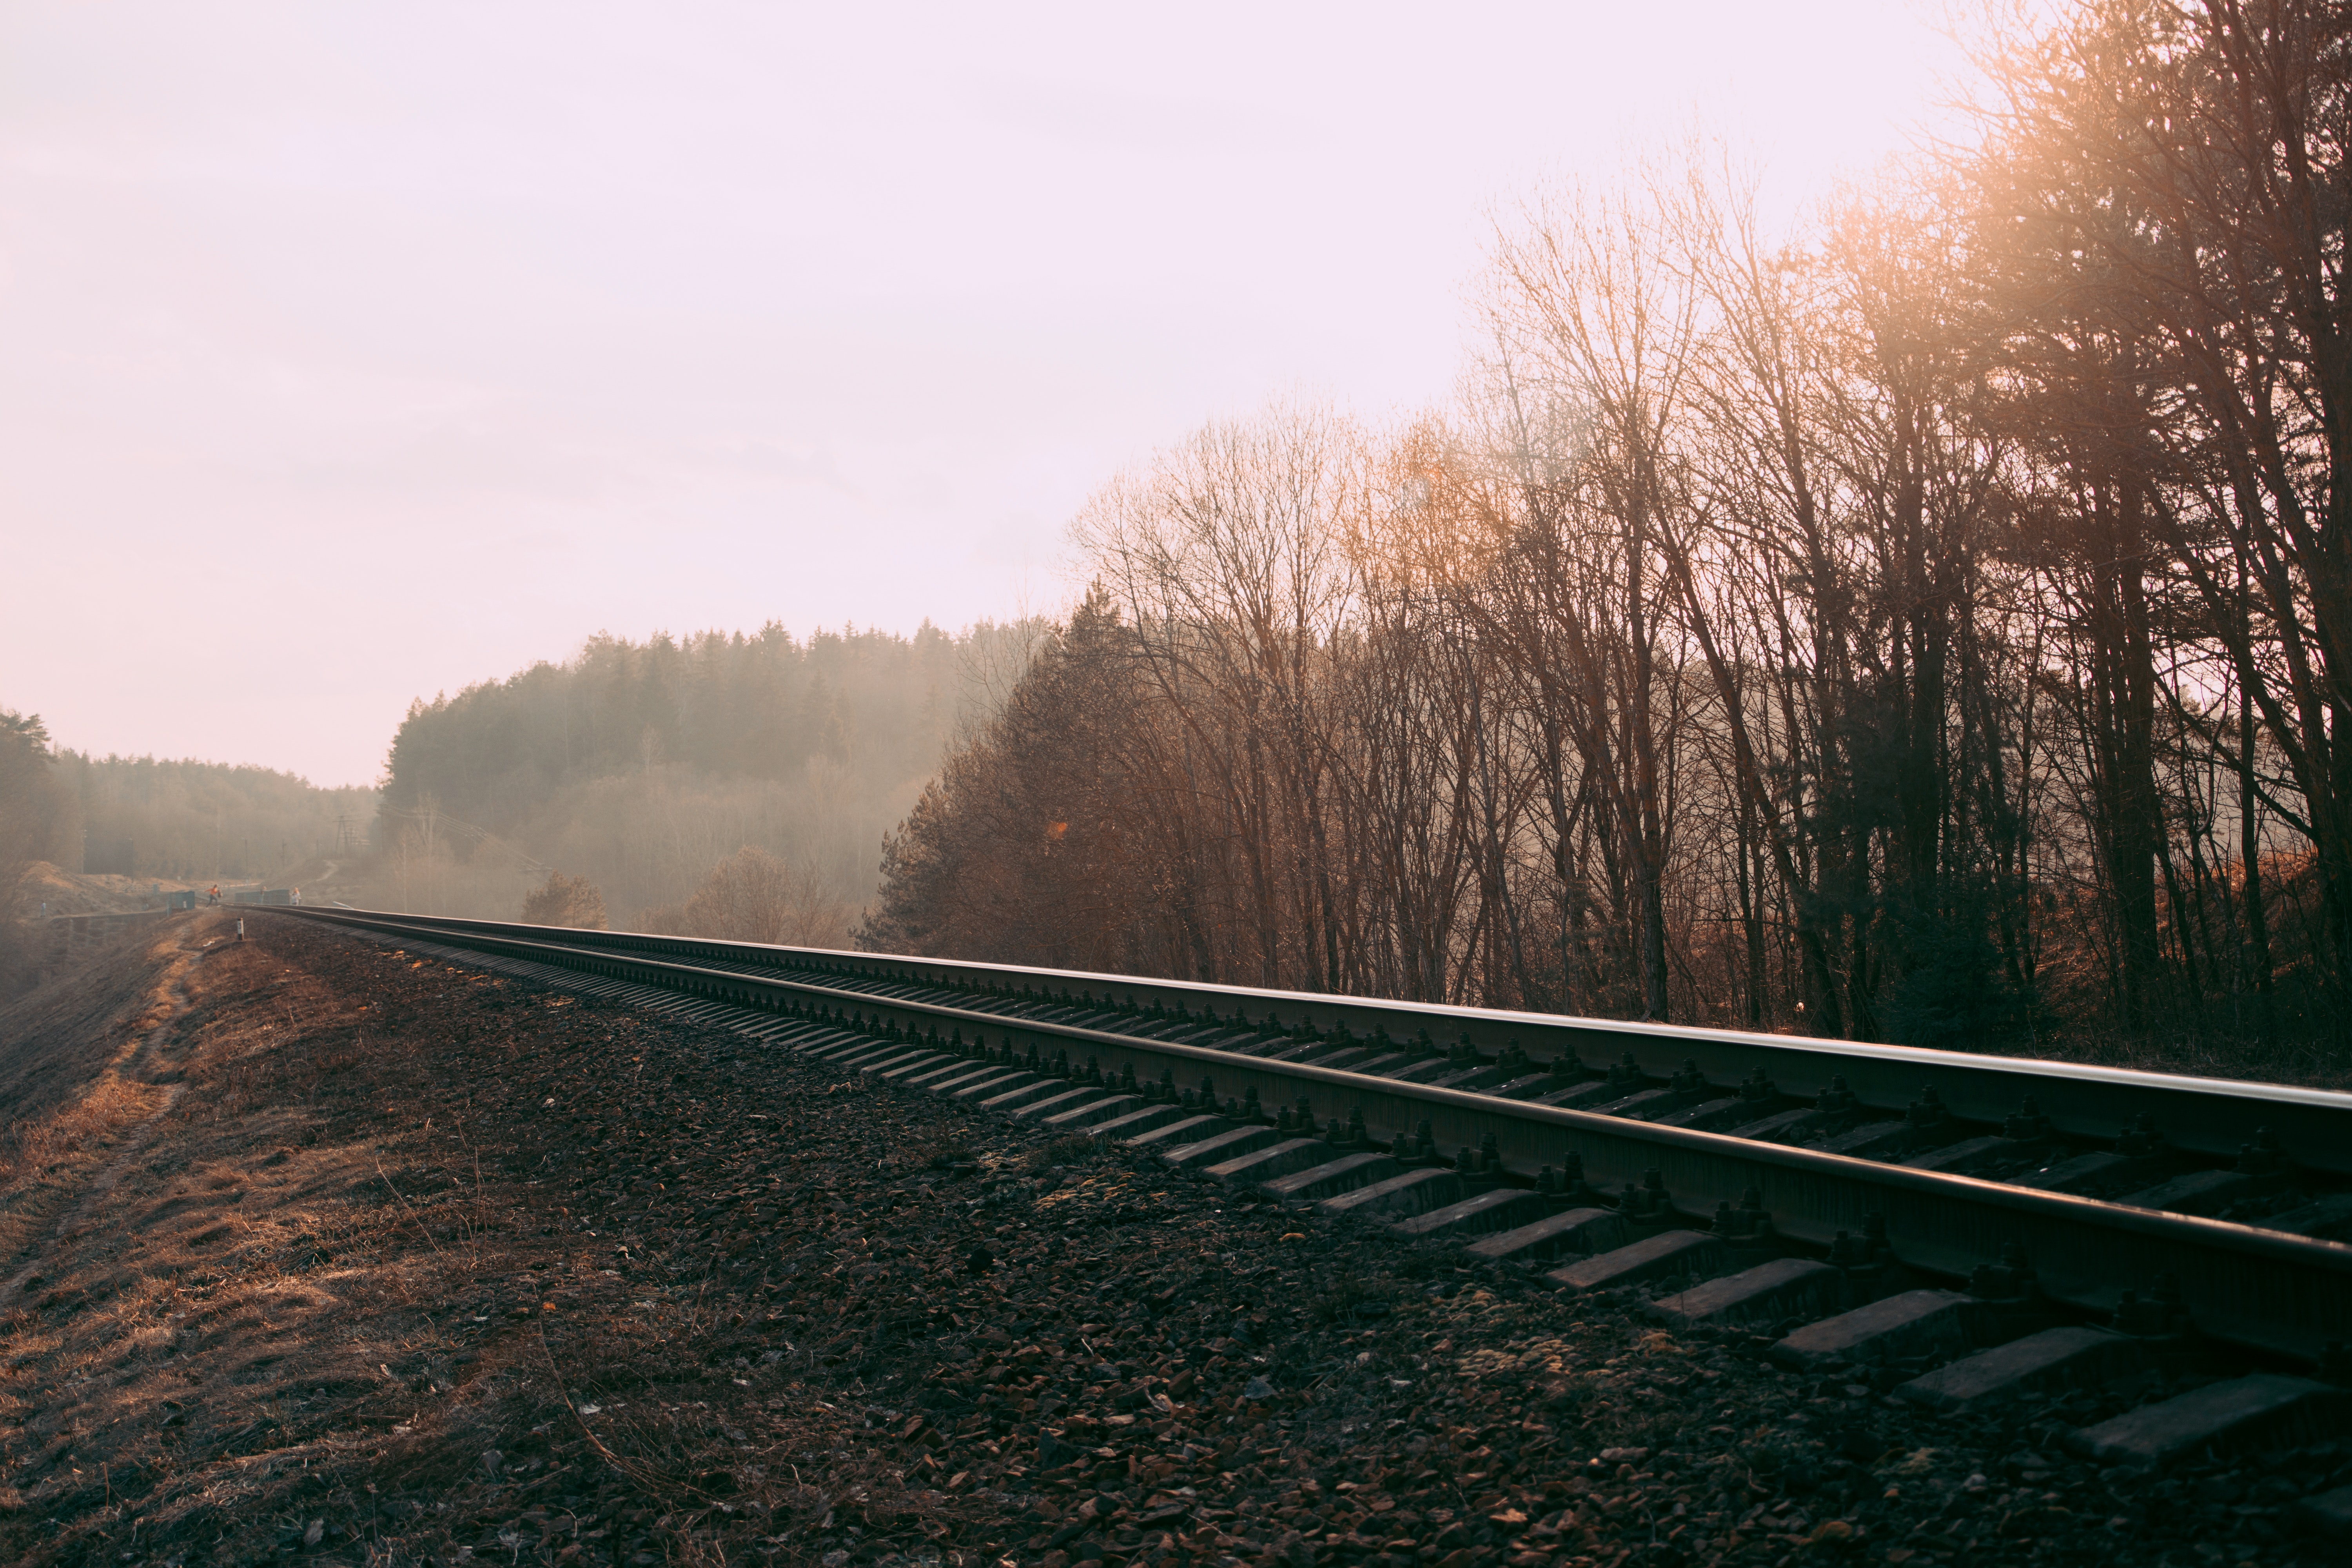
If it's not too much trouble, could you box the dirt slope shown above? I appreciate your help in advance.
[16,864,198,919]
[0,915,2340,1568]
[0,911,189,1140]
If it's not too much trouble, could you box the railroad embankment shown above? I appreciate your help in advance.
[0,915,2346,1567]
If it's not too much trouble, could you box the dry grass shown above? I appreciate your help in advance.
[0,915,529,1561]
[0,1073,159,1190]
[0,912,998,1566]
[0,915,187,1127]
[0,922,201,1301]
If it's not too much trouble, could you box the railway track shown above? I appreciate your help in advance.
[265,906,2352,1495]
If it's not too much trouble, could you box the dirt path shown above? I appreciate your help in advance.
[0,944,204,1300]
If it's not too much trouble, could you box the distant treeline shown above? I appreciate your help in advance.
[0,707,372,889]
[370,621,1048,931]
[0,715,370,991]
[0,711,72,994]
[863,0,2352,1063]
[59,754,374,882]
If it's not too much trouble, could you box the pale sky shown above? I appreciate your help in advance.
[0,2,1961,787]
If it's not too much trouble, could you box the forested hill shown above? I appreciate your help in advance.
[371,621,1045,931]
[63,756,374,882]
[384,625,949,824]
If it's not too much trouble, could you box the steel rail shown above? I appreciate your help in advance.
[276,906,2352,1175]
[269,906,2352,1363]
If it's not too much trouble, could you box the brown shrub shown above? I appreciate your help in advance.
[519,870,608,930]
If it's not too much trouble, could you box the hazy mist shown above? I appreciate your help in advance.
[1,1,1956,787]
